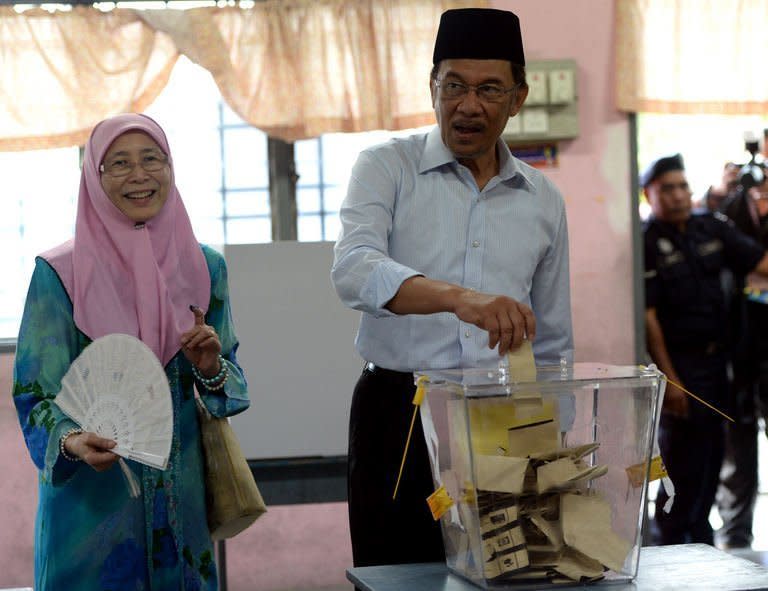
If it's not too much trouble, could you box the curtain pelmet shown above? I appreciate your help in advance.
[0,6,179,151]
[138,0,486,142]
[1,0,486,150]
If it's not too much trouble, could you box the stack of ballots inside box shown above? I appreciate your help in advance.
[418,344,665,588]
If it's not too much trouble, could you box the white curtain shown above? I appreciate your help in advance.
[615,0,768,114]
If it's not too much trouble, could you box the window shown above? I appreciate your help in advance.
[0,146,79,340]
[295,127,432,242]
[144,57,271,246]
[217,104,271,245]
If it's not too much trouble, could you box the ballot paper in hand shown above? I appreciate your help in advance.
[57,333,173,471]
[505,338,537,382]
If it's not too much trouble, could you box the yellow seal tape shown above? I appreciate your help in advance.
[427,485,454,520]
[626,455,668,488]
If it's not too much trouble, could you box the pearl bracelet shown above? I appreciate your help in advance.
[59,427,83,462]
[191,355,229,390]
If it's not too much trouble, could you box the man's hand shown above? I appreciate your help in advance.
[662,381,689,418]
[385,277,536,355]
[181,305,222,377]
[453,290,536,355]
[65,431,119,472]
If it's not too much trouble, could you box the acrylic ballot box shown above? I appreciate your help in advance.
[416,363,666,589]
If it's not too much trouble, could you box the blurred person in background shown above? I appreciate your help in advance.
[716,164,768,550]
[696,161,740,212]
[642,153,768,545]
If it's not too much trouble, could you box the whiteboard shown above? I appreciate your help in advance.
[225,242,362,459]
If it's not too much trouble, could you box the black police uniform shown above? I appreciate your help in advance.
[644,211,764,545]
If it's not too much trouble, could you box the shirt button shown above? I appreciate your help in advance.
[472,240,480,248]
[464,330,471,338]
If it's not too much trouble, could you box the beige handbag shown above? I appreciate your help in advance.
[196,398,267,541]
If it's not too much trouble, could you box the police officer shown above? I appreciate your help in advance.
[642,154,768,545]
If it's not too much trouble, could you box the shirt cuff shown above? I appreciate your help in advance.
[361,259,422,318]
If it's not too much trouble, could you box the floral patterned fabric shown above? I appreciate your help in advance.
[13,244,249,591]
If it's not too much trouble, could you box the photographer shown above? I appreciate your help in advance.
[697,161,740,212]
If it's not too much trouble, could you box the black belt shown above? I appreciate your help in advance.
[363,361,413,381]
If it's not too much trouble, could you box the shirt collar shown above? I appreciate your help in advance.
[497,138,535,190]
[418,126,535,191]
[418,127,454,172]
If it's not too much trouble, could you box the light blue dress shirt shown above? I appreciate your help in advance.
[332,126,573,372]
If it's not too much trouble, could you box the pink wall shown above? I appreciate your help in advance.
[496,0,635,364]
[0,353,37,588]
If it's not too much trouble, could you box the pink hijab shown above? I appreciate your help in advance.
[41,113,211,367]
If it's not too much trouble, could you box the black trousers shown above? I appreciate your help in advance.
[347,365,445,568]
[653,351,727,546]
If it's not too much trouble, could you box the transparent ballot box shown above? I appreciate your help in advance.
[417,363,666,589]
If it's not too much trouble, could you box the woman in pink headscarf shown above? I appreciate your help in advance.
[12,113,249,590]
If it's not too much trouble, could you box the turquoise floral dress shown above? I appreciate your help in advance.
[13,245,249,591]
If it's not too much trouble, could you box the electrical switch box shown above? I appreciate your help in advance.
[548,69,575,104]
[526,71,548,106]
[504,59,579,143]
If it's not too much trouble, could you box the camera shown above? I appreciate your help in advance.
[738,132,765,191]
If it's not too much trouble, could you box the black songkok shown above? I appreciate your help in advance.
[639,154,685,188]
[432,8,525,66]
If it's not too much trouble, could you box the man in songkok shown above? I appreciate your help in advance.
[332,7,573,569]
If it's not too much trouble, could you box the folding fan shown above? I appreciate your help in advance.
[57,333,173,471]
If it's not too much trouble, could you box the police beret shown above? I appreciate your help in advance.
[639,154,685,188]
[433,8,525,66]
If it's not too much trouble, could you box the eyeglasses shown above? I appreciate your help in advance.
[435,78,519,103]
[99,152,168,177]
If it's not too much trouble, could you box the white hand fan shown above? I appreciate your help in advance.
[57,333,173,471]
